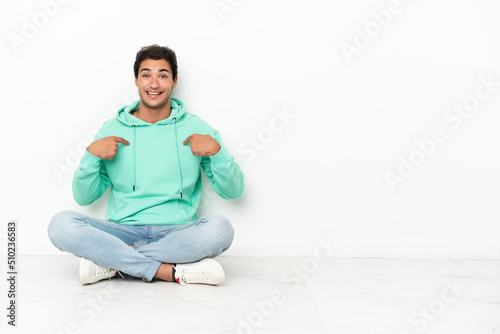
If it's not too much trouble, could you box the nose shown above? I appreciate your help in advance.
[149,76,160,89]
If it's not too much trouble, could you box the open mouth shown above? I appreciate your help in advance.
[146,91,163,98]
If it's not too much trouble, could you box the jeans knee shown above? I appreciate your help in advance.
[47,210,76,245]
[208,214,234,247]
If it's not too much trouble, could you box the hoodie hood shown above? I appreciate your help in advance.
[116,97,187,127]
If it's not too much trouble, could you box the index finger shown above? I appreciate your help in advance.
[183,135,193,145]
[114,137,130,145]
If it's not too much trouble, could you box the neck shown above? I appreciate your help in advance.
[133,100,172,124]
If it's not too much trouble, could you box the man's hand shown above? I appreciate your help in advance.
[183,134,221,156]
[87,136,130,159]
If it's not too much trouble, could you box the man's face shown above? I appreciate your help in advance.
[135,59,177,110]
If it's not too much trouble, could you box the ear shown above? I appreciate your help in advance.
[135,76,139,87]
[172,76,178,89]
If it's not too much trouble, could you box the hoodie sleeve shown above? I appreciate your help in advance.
[72,141,111,206]
[201,131,244,199]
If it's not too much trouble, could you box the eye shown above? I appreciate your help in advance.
[160,75,168,79]
[142,74,150,78]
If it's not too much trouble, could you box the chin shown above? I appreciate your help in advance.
[141,99,169,110]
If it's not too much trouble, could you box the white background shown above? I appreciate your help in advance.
[1,0,499,257]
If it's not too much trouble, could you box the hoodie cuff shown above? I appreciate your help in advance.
[80,149,102,170]
[209,145,232,167]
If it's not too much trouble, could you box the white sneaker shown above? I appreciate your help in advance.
[174,258,225,286]
[79,257,118,285]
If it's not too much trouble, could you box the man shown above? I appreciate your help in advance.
[48,45,244,286]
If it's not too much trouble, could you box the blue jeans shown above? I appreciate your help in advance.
[47,210,235,281]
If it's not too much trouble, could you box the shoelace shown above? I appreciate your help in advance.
[95,265,123,280]
[175,267,209,285]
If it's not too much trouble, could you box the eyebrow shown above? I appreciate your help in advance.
[140,68,171,73]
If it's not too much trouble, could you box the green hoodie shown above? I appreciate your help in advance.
[73,98,244,225]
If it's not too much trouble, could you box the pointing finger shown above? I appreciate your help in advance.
[114,137,130,145]
[183,135,193,145]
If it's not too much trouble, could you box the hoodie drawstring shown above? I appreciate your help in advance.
[132,125,136,192]
[173,117,183,198]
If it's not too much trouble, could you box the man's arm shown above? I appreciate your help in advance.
[72,136,130,205]
[184,132,244,199]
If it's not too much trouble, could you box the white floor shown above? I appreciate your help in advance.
[3,256,500,334]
